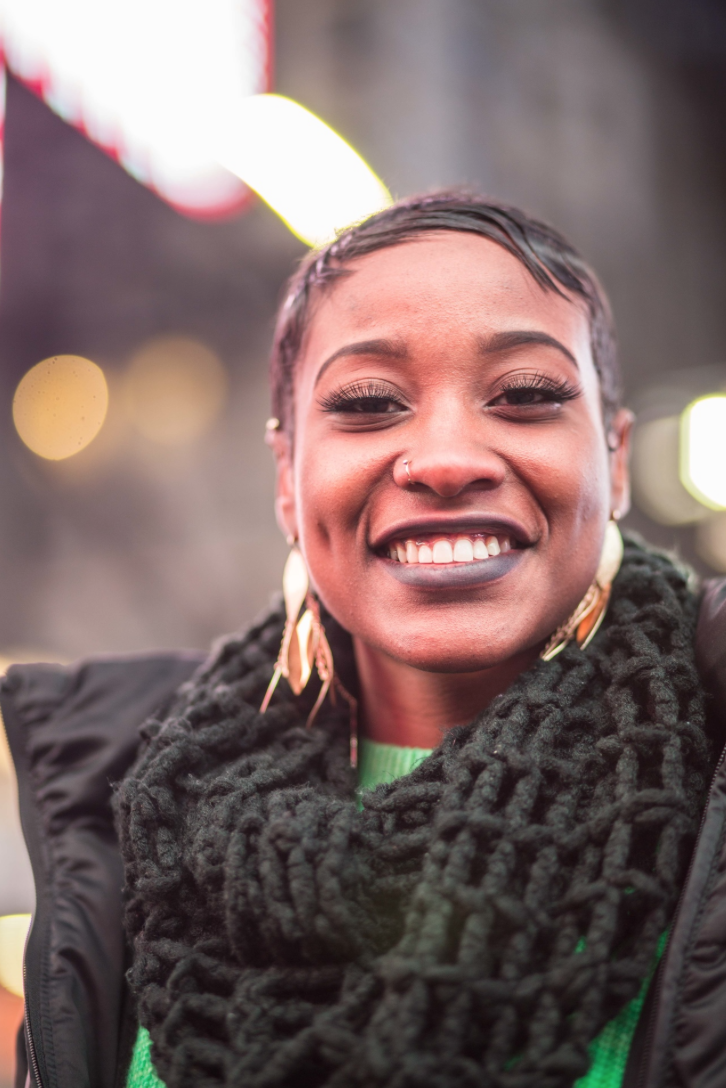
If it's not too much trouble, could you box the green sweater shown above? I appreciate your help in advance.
[126,739,662,1088]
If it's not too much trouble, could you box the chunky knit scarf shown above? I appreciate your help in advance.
[117,538,711,1088]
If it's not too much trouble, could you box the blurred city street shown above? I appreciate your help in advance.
[3,1,726,1082]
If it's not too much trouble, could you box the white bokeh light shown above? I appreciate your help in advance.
[218,94,392,246]
[680,394,726,510]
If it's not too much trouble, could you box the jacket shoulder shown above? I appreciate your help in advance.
[2,649,205,737]
[0,650,204,1088]
[1,651,206,838]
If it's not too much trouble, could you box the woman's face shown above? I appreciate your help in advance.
[274,232,631,673]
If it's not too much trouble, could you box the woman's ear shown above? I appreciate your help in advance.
[608,408,635,518]
[267,428,298,542]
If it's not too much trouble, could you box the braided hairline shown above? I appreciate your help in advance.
[117,540,709,1088]
[270,191,621,435]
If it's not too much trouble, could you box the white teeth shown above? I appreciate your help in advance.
[453,538,474,562]
[386,534,513,564]
[432,540,453,564]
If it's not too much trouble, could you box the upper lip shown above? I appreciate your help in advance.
[369,515,534,551]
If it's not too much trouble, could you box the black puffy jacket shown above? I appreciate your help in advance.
[2,580,726,1088]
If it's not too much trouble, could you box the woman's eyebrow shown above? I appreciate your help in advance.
[479,330,579,368]
[314,338,407,387]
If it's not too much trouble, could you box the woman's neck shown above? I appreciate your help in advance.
[353,639,537,749]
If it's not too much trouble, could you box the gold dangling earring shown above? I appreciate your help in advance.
[260,543,311,711]
[540,518,624,662]
[260,543,359,765]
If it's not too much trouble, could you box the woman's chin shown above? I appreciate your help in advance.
[355,622,543,675]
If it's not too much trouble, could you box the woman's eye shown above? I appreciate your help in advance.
[488,377,581,411]
[495,387,559,406]
[339,396,402,414]
[318,383,407,417]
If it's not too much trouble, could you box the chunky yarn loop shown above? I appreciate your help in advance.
[117,538,711,1088]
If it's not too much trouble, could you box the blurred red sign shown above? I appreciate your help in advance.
[0,0,272,219]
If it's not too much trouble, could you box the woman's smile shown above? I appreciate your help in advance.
[371,517,526,587]
[381,546,524,588]
[382,532,514,564]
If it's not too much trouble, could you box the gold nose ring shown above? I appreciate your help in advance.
[403,459,413,485]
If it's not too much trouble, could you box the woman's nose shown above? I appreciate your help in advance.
[395,427,507,498]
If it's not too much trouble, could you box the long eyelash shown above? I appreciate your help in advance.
[499,372,581,400]
[318,380,402,412]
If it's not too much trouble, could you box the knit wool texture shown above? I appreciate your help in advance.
[117,539,711,1088]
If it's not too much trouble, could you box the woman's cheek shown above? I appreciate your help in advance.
[295,438,368,548]
[520,424,606,523]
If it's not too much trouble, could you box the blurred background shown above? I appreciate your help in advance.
[3,0,726,1081]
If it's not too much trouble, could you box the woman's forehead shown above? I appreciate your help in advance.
[300,232,591,364]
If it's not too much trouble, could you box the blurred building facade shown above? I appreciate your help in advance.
[1,0,726,661]
[3,2,726,1078]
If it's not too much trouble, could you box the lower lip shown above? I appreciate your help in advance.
[380,549,524,589]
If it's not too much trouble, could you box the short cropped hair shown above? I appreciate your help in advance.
[270,190,620,432]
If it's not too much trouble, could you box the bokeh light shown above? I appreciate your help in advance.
[12,355,109,460]
[0,915,30,998]
[219,94,392,247]
[632,415,709,526]
[680,394,726,510]
[124,335,227,445]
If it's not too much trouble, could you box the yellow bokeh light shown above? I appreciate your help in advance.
[124,336,227,446]
[0,914,31,997]
[219,94,392,248]
[680,394,726,510]
[13,355,109,460]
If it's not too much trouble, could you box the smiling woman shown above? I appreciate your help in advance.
[4,193,726,1088]
[112,194,720,1088]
